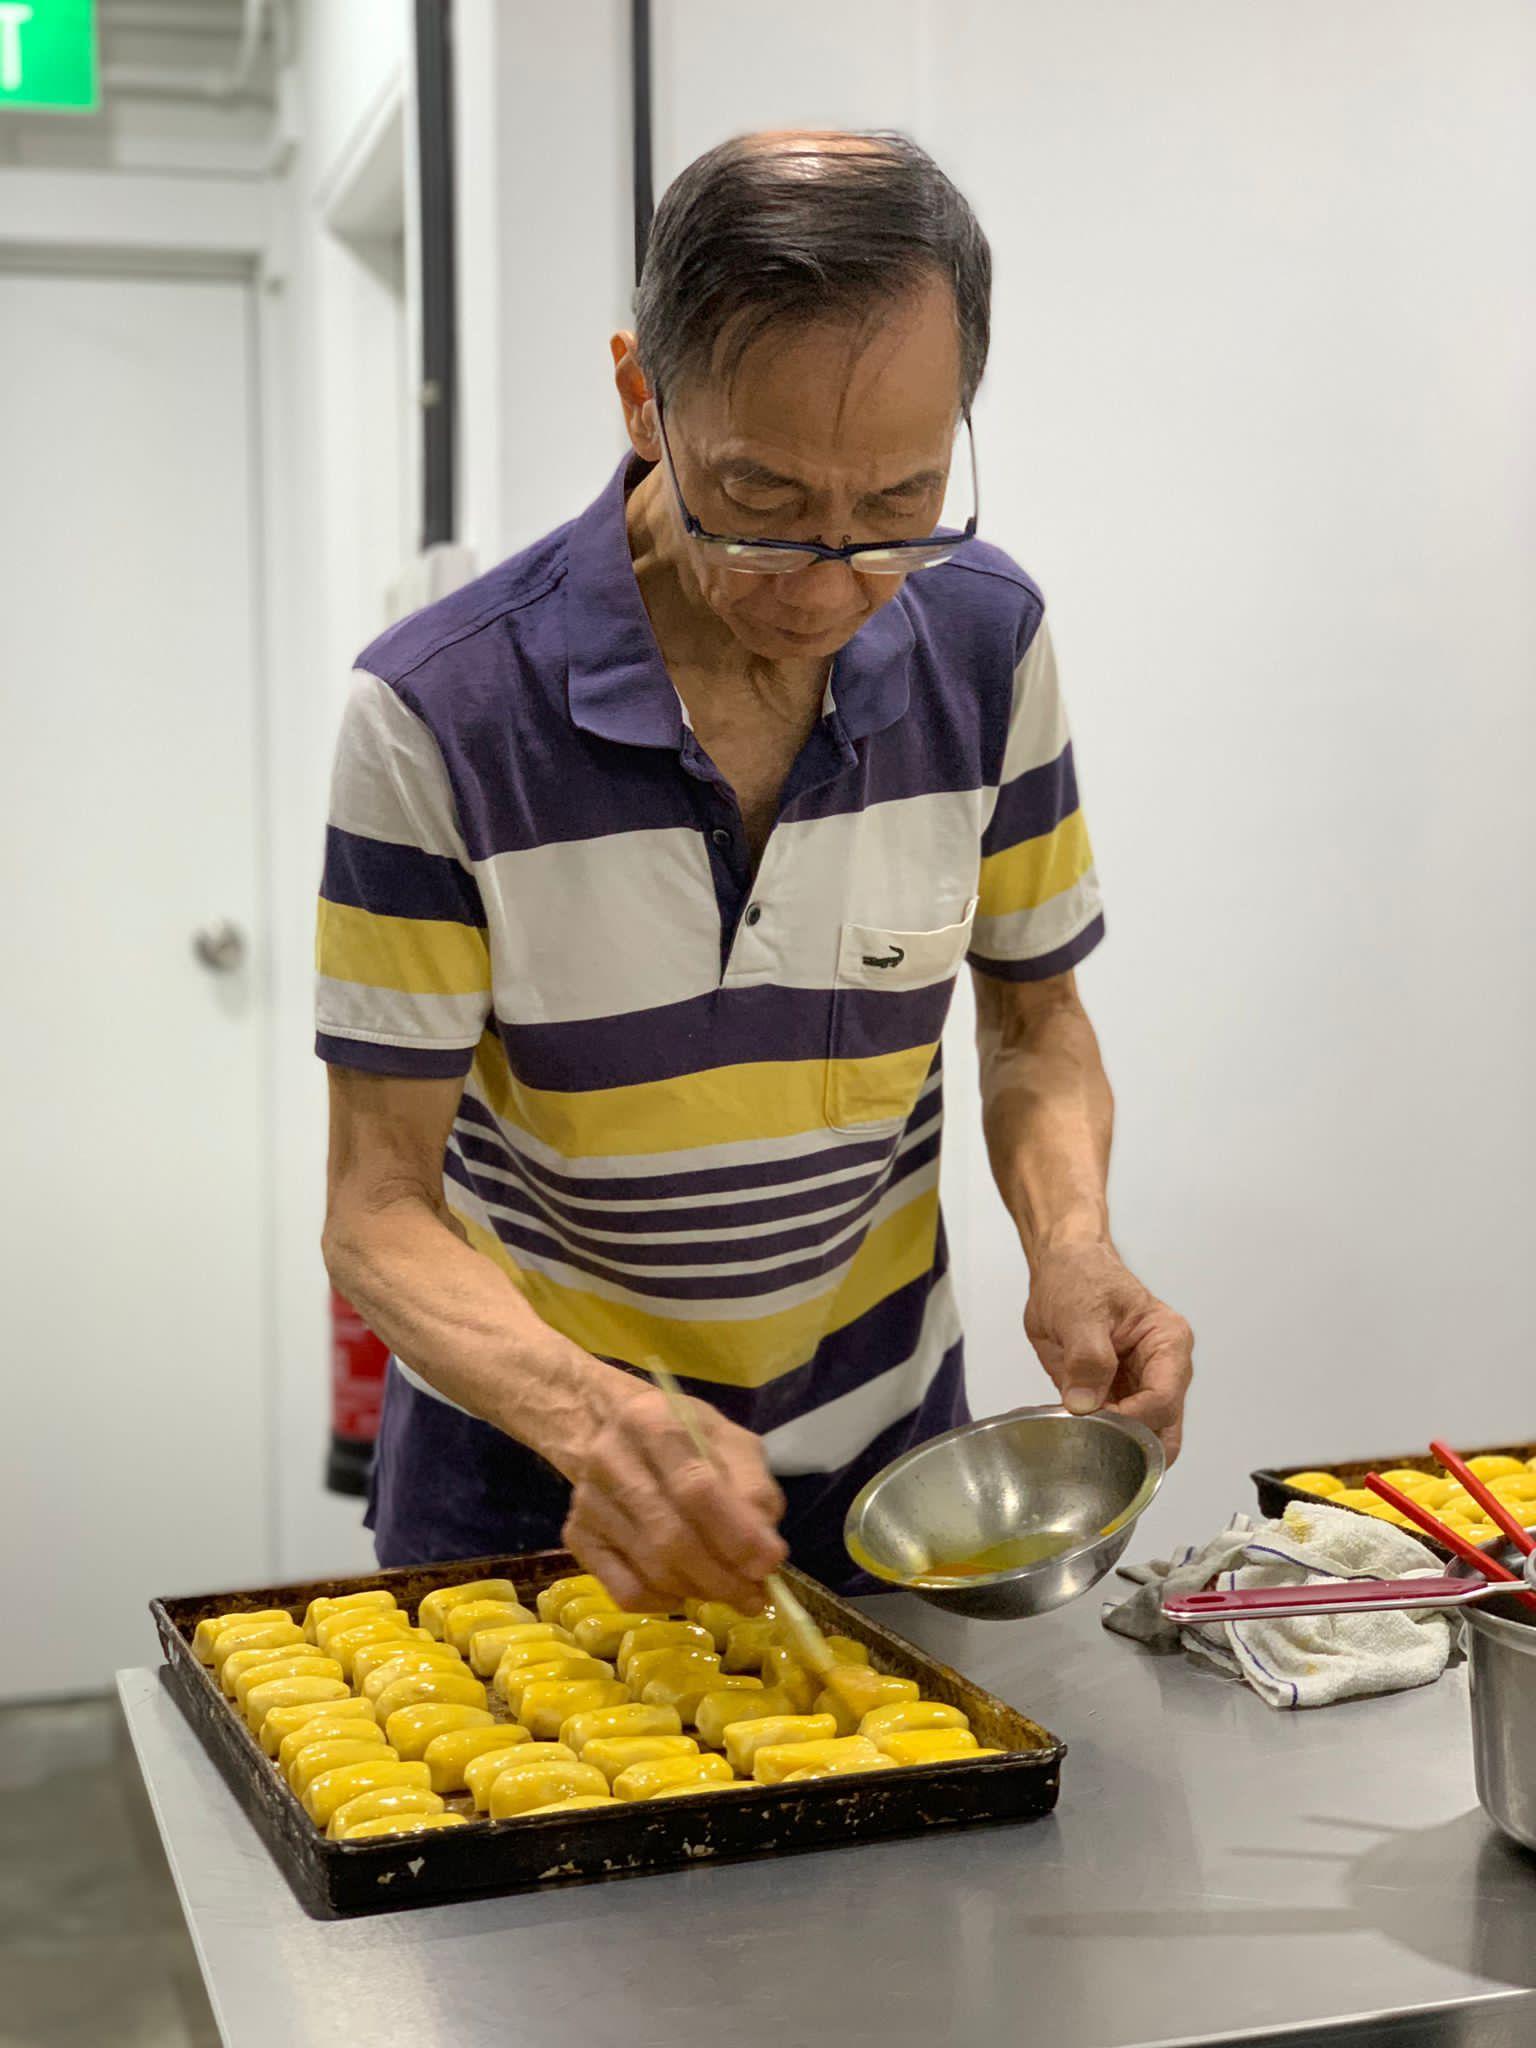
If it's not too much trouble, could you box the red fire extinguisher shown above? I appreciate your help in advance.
[327,1288,390,1496]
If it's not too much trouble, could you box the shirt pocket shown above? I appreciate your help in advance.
[825,900,978,1136]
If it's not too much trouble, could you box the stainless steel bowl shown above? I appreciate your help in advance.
[1458,1543,1536,1852]
[845,1404,1166,1620]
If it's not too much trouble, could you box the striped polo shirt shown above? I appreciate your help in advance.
[316,454,1103,1582]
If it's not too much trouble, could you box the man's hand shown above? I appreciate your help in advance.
[1024,1239,1193,1460]
[561,1377,789,1612]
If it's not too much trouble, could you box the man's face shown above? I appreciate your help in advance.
[650,276,964,663]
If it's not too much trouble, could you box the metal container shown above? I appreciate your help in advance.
[845,1404,1165,1620]
[1462,1548,1536,1853]
[152,1548,1066,1918]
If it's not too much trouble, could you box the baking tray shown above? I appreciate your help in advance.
[1253,1436,1536,1551]
[151,1548,1065,1918]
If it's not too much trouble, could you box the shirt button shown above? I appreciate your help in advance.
[711,828,732,849]
[745,904,762,927]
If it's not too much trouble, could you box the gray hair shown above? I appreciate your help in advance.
[634,132,991,413]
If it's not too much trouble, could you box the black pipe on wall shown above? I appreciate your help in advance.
[631,0,654,290]
[415,0,458,548]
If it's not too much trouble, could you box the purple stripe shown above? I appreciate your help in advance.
[316,1031,477,1079]
[489,982,952,1094]
[980,744,1079,861]
[968,912,1106,984]
[443,1141,937,1301]
[446,1128,940,1270]
[321,826,485,927]
[453,1086,938,1204]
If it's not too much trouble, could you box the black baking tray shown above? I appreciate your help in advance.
[1253,1436,1536,1553]
[151,1548,1066,1918]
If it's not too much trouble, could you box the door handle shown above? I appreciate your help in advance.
[192,919,246,973]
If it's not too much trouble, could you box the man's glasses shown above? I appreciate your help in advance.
[652,396,980,578]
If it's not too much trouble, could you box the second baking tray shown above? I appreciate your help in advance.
[1253,1436,1536,1547]
[153,1548,1065,1918]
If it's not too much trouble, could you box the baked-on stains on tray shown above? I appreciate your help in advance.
[151,1549,1065,1918]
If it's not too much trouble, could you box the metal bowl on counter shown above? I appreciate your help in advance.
[1460,1544,1536,1853]
[845,1404,1165,1620]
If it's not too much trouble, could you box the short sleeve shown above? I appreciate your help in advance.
[315,671,492,1077]
[968,613,1106,981]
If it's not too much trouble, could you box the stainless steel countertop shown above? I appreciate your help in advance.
[118,1590,1536,2047]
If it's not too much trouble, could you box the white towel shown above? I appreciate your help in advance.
[1102,1501,1456,1709]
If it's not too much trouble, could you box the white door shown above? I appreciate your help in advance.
[0,265,272,1700]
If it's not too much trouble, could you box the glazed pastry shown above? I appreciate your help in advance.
[493,1635,598,1676]
[383,1701,495,1760]
[465,1742,575,1811]
[210,1618,303,1677]
[303,1758,431,1827]
[303,1588,397,1642]
[535,1575,609,1624]
[498,1657,614,1713]
[783,1756,898,1781]
[873,1730,983,1766]
[361,1647,470,1702]
[314,1606,412,1657]
[517,1794,621,1816]
[723,1713,837,1776]
[558,1701,684,1753]
[232,1655,342,1713]
[623,1647,720,1697]
[722,1619,777,1673]
[276,1717,388,1779]
[611,1752,734,1801]
[648,1779,751,1800]
[581,1736,701,1785]
[418,1579,524,1640]
[487,1759,610,1819]
[219,1640,332,1697]
[193,1609,290,1663]
[684,1599,753,1651]
[760,1644,817,1714]
[572,1610,671,1661]
[614,1621,713,1679]
[325,1786,445,1838]
[753,1736,887,1785]
[693,1687,796,1750]
[334,1811,468,1840]
[372,1668,487,1724]
[422,1724,531,1796]
[815,1670,919,1737]
[289,1738,401,1797]
[858,1700,970,1741]
[467,1621,570,1677]
[518,1677,628,1741]
[556,1592,622,1634]
[349,1633,456,1688]
[259,1696,376,1758]
[444,1597,535,1654]
[245,1675,349,1734]
[823,1636,870,1667]
[320,1614,421,1674]
[651,1673,763,1724]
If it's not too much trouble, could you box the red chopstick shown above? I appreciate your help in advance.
[1363,1473,1536,1615]
[1429,1439,1536,1558]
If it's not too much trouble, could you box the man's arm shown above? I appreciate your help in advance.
[322,1068,787,1607]
[973,968,1193,1457]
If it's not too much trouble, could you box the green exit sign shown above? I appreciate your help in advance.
[0,1,99,114]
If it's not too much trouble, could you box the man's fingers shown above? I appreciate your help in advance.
[639,1430,786,1597]
[1056,1318,1120,1416]
[1112,1316,1194,1460]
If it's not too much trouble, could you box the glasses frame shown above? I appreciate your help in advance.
[651,394,980,576]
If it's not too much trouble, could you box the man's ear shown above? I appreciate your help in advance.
[611,332,660,459]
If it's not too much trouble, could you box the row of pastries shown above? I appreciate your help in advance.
[191,1571,1002,1840]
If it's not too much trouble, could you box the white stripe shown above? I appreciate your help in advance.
[457,1068,944,1186]
[761,1270,963,1476]
[316,977,488,1047]
[970,873,1103,964]
[452,1090,942,1227]
[446,1158,940,1323]
[475,826,723,1025]
[328,671,475,863]
[998,615,1071,788]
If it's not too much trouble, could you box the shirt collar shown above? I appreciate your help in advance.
[565,453,915,749]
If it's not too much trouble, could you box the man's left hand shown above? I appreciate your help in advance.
[1023,1240,1193,1460]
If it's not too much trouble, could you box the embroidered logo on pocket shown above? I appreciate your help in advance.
[861,945,906,971]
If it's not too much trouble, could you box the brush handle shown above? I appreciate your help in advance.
[1164,1574,1495,1622]
[1363,1474,1536,1615]
[1429,1440,1536,1558]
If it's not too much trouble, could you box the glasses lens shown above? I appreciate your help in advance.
[852,543,962,575]
[704,541,818,575]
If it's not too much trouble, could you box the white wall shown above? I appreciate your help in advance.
[637,0,1536,1549]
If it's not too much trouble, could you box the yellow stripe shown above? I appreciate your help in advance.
[452,1185,940,1389]
[977,808,1093,918]
[472,1035,937,1159]
[316,898,491,997]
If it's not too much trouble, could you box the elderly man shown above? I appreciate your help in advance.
[318,130,1192,1612]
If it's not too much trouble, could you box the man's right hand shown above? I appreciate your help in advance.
[560,1376,788,1612]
